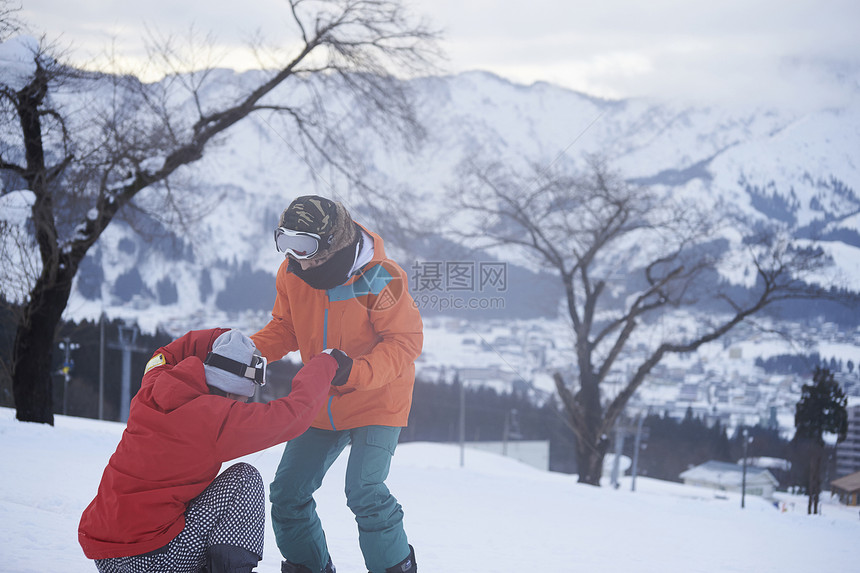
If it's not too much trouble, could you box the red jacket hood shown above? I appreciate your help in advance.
[138,328,223,412]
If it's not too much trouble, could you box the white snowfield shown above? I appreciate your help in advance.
[0,407,857,573]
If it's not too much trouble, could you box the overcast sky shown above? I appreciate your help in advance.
[19,0,860,109]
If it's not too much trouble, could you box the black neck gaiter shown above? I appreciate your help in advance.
[288,233,361,290]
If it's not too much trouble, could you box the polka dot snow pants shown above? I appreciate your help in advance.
[95,462,265,573]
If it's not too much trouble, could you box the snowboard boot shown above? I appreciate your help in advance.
[281,557,335,573]
[376,545,416,573]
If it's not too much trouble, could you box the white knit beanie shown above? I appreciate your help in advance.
[203,330,259,398]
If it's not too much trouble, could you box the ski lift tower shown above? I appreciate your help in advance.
[58,337,80,415]
[109,322,148,423]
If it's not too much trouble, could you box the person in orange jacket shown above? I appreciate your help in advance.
[78,328,348,573]
[252,195,423,573]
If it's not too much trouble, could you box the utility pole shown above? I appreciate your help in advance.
[502,410,509,456]
[99,312,105,420]
[118,324,136,423]
[610,423,626,489]
[611,415,644,489]
[108,322,148,423]
[458,371,465,468]
[502,408,523,457]
[741,428,750,509]
[630,410,649,492]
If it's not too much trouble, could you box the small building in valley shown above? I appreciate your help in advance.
[830,471,860,506]
[680,460,778,500]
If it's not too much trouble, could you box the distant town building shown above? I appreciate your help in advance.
[830,470,860,506]
[465,440,550,471]
[836,405,860,478]
[679,460,778,500]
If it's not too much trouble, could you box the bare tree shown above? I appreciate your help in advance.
[0,0,20,41]
[451,155,834,485]
[0,0,440,424]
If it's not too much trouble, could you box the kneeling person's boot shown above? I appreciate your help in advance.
[206,544,261,573]
[281,561,311,573]
[282,557,335,573]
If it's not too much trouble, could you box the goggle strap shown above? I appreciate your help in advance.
[204,352,267,386]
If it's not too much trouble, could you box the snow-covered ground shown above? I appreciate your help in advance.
[1,407,857,573]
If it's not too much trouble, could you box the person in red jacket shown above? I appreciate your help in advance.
[78,328,348,573]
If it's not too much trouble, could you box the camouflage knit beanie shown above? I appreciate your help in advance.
[280,195,358,257]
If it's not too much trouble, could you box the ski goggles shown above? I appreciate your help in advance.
[274,227,322,259]
[204,352,267,386]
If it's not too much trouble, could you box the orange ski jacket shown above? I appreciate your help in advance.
[252,227,423,430]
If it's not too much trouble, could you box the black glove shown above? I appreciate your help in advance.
[322,348,353,386]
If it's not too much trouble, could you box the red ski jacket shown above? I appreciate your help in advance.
[78,328,336,560]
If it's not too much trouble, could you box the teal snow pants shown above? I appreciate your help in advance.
[269,426,410,573]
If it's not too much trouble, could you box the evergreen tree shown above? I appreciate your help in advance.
[793,367,848,514]
[631,412,742,482]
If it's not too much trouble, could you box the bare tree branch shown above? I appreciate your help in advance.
[0,0,442,424]
[0,0,21,41]
[451,153,837,485]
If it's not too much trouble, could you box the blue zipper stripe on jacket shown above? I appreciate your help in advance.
[322,306,337,430]
[327,396,336,431]
[323,307,328,348]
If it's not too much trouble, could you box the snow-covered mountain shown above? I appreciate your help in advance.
[5,65,860,334]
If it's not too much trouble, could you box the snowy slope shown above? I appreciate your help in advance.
[0,407,857,573]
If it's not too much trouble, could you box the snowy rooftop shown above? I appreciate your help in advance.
[680,460,779,487]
